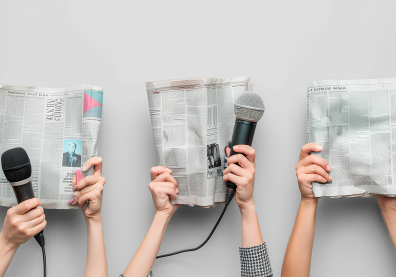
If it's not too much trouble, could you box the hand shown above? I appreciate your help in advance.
[296,143,331,201]
[223,145,256,210]
[0,198,46,249]
[70,157,105,221]
[378,196,396,216]
[149,166,179,217]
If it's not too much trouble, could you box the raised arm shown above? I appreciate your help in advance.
[281,143,331,277]
[378,196,396,250]
[223,145,272,276]
[0,198,46,277]
[122,166,179,277]
[70,157,107,277]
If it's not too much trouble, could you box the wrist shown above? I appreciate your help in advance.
[301,196,318,207]
[85,213,102,224]
[238,199,255,213]
[0,232,19,253]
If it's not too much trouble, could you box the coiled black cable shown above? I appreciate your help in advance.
[156,201,230,259]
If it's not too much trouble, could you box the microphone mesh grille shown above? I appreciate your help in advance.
[1,148,32,182]
[234,92,265,122]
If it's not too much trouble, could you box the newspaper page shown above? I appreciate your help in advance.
[0,84,103,208]
[146,77,252,206]
[307,78,396,197]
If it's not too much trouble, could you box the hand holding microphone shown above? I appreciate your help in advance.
[0,198,46,248]
[223,145,256,211]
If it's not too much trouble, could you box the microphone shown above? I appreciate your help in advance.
[1,147,45,247]
[225,91,265,204]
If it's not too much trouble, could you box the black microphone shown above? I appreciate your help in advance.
[225,91,265,205]
[1,147,45,247]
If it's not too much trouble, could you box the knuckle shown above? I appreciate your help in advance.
[17,225,25,233]
[85,175,92,183]
[6,208,13,217]
[24,229,31,237]
[101,177,106,184]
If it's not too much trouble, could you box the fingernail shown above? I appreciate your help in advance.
[76,170,84,183]
[316,145,322,151]
[233,146,239,151]
[166,168,172,173]
[176,188,179,193]
[82,165,86,171]
[326,165,331,171]
[68,199,74,204]
[73,191,77,196]
[73,186,77,191]
[328,175,332,180]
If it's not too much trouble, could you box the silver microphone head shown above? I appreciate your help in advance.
[234,91,265,122]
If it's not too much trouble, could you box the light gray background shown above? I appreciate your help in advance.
[0,0,395,276]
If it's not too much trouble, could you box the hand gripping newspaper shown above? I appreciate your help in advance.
[0,84,103,208]
[146,77,253,207]
[307,78,396,197]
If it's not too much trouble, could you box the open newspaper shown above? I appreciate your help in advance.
[0,84,103,208]
[146,77,252,206]
[307,78,396,197]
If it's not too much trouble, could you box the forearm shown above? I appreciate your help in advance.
[281,198,317,277]
[85,215,108,277]
[123,212,171,277]
[240,202,263,248]
[381,211,396,250]
[0,234,18,277]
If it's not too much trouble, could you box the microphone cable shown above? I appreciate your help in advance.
[156,190,235,259]
[41,246,47,277]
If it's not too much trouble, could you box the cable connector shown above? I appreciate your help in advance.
[34,231,45,247]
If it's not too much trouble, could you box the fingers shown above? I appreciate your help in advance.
[78,186,104,207]
[29,220,47,237]
[223,173,245,187]
[299,154,331,171]
[152,184,178,201]
[232,145,256,162]
[298,164,332,181]
[148,181,178,192]
[298,143,322,161]
[151,166,172,181]
[71,184,97,205]
[11,198,42,215]
[227,154,253,169]
[225,147,231,158]
[153,172,177,186]
[82,157,103,176]
[74,175,105,191]
[223,163,248,177]
[299,173,328,184]
[20,206,44,222]
[26,213,46,229]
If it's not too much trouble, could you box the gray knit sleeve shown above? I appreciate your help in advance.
[119,271,153,277]
[239,242,273,277]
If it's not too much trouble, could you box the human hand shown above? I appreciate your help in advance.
[223,145,256,211]
[149,166,179,218]
[70,157,105,221]
[0,198,46,249]
[296,143,331,202]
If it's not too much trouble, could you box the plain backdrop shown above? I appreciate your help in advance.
[1,0,396,276]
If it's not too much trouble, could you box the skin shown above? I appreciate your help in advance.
[123,144,263,277]
[0,198,47,277]
[70,157,107,277]
[281,143,396,277]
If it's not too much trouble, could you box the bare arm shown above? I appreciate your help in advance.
[0,198,46,277]
[123,167,178,277]
[71,158,107,277]
[378,196,396,250]
[281,143,331,277]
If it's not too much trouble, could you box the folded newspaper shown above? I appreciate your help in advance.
[146,77,252,206]
[0,84,103,208]
[307,78,396,197]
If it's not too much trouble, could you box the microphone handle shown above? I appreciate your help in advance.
[225,119,257,204]
[12,181,45,246]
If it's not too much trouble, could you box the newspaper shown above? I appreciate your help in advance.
[146,77,252,206]
[307,78,396,197]
[0,84,103,208]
